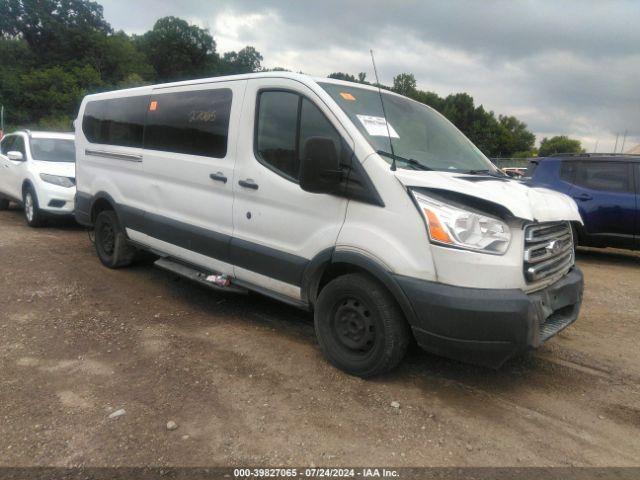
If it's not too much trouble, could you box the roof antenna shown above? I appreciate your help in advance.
[370,49,396,171]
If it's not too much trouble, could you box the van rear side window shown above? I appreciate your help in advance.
[82,96,147,148]
[145,89,232,158]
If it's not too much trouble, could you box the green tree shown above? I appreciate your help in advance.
[392,73,417,97]
[0,0,111,64]
[136,16,217,82]
[539,136,584,156]
[221,46,263,74]
[328,72,357,82]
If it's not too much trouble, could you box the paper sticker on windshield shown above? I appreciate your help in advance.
[356,115,399,138]
[340,92,356,101]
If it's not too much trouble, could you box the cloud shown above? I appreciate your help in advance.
[100,0,640,151]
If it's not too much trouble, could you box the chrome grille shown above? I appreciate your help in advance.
[524,222,574,283]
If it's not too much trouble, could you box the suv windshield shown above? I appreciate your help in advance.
[30,138,75,163]
[319,82,498,173]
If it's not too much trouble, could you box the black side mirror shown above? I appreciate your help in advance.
[299,136,342,194]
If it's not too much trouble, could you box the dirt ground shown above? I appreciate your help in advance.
[1,206,639,468]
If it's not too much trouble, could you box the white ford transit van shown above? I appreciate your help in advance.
[74,73,583,377]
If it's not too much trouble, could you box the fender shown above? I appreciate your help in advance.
[302,248,419,327]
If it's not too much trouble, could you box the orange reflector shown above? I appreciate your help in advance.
[149,100,158,111]
[340,92,356,101]
[424,208,453,244]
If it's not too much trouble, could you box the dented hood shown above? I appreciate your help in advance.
[395,170,582,223]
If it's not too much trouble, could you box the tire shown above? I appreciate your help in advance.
[23,186,45,227]
[94,210,136,268]
[0,198,9,210]
[314,273,411,378]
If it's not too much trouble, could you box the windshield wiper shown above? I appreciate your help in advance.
[376,150,433,171]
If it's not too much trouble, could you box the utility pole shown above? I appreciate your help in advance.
[0,105,4,140]
[613,133,619,153]
[594,139,599,153]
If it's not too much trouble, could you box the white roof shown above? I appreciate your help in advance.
[83,71,405,100]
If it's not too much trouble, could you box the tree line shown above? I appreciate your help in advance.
[0,0,582,157]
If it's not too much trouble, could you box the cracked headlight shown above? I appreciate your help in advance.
[412,190,511,255]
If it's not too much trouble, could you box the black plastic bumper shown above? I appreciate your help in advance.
[395,268,584,368]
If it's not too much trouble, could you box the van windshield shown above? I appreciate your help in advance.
[319,82,498,173]
[30,138,75,163]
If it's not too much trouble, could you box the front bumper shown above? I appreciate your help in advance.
[395,267,584,368]
[38,183,76,215]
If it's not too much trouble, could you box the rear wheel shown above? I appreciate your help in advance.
[23,187,45,227]
[0,198,9,210]
[314,273,410,378]
[94,210,136,268]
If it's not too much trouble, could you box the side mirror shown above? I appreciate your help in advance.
[299,137,342,194]
[7,151,24,162]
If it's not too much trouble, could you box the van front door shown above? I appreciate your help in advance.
[138,81,247,275]
[231,79,351,301]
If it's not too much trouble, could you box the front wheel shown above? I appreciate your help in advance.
[0,198,9,210]
[23,187,45,227]
[314,273,411,378]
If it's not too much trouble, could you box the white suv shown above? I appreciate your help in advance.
[0,131,76,227]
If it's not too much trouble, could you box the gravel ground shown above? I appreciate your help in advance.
[0,206,639,467]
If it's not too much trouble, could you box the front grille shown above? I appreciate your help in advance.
[524,222,574,283]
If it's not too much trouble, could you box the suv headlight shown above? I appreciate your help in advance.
[411,190,511,254]
[39,174,75,188]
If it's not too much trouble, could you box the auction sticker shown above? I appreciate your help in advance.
[356,115,399,138]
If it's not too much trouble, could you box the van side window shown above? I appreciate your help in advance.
[145,89,232,158]
[82,96,147,148]
[574,161,631,193]
[256,91,299,178]
[256,91,345,181]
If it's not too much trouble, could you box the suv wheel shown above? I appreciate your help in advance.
[94,210,136,268]
[23,187,44,227]
[0,198,9,210]
[314,273,410,378]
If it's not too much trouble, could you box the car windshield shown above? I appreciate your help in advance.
[319,82,498,173]
[30,138,75,163]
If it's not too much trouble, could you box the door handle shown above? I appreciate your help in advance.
[209,172,227,184]
[573,193,593,201]
[238,179,259,190]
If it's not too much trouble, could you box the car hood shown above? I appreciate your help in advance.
[395,170,582,223]
[32,160,76,178]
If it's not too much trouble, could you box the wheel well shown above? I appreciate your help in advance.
[91,197,115,223]
[21,180,33,196]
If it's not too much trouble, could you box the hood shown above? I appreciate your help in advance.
[32,160,76,178]
[395,170,582,223]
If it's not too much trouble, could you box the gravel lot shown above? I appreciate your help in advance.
[1,206,639,467]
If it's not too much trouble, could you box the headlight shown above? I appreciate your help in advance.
[39,174,75,188]
[411,190,511,254]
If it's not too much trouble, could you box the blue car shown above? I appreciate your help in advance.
[527,154,639,250]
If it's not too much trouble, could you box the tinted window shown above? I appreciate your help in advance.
[256,91,348,181]
[30,138,75,162]
[574,162,631,193]
[145,89,232,158]
[11,136,26,157]
[256,91,299,178]
[83,96,147,148]
[299,98,343,160]
[560,161,576,182]
[0,135,15,154]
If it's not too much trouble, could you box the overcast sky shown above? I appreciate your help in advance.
[101,0,640,152]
